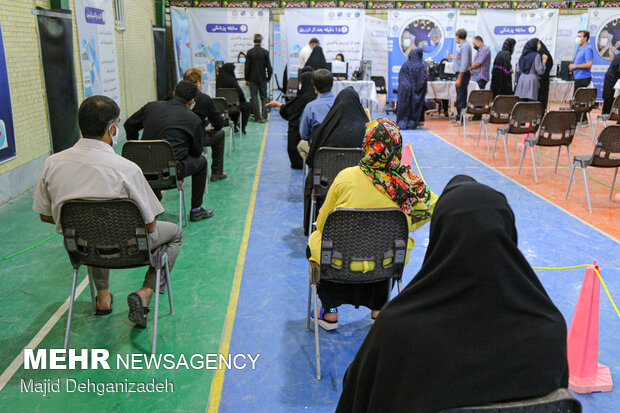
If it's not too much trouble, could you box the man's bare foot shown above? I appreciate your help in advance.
[96,289,112,311]
[135,287,154,307]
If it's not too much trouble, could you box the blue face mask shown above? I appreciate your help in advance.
[239,57,246,63]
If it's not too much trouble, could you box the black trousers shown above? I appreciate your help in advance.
[455,71,471,120]
[203,129,225,175]
[574,77,591,122]
[230,102,251,132]
[178,155,207,209]
[249,81,269,120]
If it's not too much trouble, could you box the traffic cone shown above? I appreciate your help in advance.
[566,261,613,393]
[365,108,371,121]
[402,143,413,169]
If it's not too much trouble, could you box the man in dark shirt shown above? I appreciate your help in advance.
[183,68,228,181]
[124,80,214,221]
[245,33,272,122]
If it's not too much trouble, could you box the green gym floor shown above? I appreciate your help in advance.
[0,121,268,412]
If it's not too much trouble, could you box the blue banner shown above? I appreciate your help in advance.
[0,21,16,164]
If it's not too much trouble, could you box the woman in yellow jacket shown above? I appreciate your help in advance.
[307,118,437,330]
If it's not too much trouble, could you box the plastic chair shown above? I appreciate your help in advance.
[518,110,578,183]
[561,87,597,130]
[492,101,543,167]
[59,199,174,355]
[273,73,286,101]
[371,76,388,113]
[216,88,242,147]
[439,388,581,412]
[122,140,187,228]
[458,90,494,145]
[565,124,620,213]
[212,97,235,158]
[283,78,299,101]
[592,95,620,143]
[308,147,364,236]
[479,95,520,152]
[307,207,409,380]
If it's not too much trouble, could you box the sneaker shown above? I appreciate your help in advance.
[189,207,215,221]
[210,173,228,182]
[310,308,338,331]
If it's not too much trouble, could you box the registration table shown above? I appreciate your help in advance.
[425,80,479,101]
[332,80,378,107]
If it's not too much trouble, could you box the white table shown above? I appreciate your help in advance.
[549,80,574,104]
[425,80,479,101]
[332,80,378,107]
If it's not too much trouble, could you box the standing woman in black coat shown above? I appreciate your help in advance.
[537,41,554,111]
[491,38,516,97]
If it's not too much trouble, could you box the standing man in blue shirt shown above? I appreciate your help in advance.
[471,36,491,120]
[297,69,336,160]
[570,30,594,124]
[447,28,472,122]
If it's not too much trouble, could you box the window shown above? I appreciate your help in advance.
[114,0,126,31]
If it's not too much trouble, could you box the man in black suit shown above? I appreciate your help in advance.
[245,33,272,122]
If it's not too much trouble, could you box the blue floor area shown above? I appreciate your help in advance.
[219,112,620,412]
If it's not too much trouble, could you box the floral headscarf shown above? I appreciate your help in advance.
[359,118,432,220]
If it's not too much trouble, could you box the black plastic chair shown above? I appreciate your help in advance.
[283,78,299,101]
[592,94,620,143]
[458,89,494,146]
[60,199,173,355]
[308,147,364,235]
[212,96,235,158]
[273,73,286,101]
[480,95,520,152]
[122,140,187,228]
[519,110,578,183]
[216,88,242,151]
[439,388,581,412]
[492,102,543,167]
[561,87,597,130]
[371,76,388,113]
[565,124,620,213]
[307,207,409,380]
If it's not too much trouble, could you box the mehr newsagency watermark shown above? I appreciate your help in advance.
[20,349,260,396]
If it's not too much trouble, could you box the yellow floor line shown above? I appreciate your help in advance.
[206,122,269,413]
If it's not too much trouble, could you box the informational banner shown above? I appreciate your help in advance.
[476,9,559,78]
[457,13,477,40]
[188,8,270,82]
[555,13,587,64]
[363,16,388,83]
[0,20,16,163]
[171,6,191,83]
[587,8,620,99]
[75,0,121,106]
[387,9,459,100]
[284,8,366,77]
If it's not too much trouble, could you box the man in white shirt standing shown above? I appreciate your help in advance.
[298,38,320,70]
[33,95,183,328]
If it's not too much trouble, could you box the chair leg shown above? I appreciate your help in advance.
[463,113,467,141]
[306,273,312,331]
[514,134,519,153]
[610,167,618,200]
[477,121,483,146]
[567,146,572,168]
[485,123,490,152]
[518,143,527,175]
[592,117,600,143]
[582,166,592,213]
[565,162,577,199]
[64,268,79,350]
[492,130,500,160]
[502,134,510,167]
[308,195,316,236]
[178,189,183,229]
[164,254,174,315]
[181,186,188,227]
[228,121,233,158]
[555,147,561,174]
[312,284,321,381]
[397,279,402,294]
[537,147,542,167]
[87,267,96,313]
[152,266,161,355]
[530,146,538,183]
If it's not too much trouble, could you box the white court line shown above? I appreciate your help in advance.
[421,129,620,245]
[0,276,88,392]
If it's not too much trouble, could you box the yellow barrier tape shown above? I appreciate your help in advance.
[409,144,425,183]
[532,265,620,320]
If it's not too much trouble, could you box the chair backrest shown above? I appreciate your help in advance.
[312,147,364,198]
[287,78,299,93]
[571,87,597,113]
[216,88,240,107]
[60,199,153,269]
[506,101,544,134]
[609,95,620,121]
[320,207,410,283]
[466,90,494,115]
[439,388,582,413]
[591,124,620,168]
[489,95,520,124]
[537,110,578,146]
[212,97,229,116]
[122,140,179,191]
[371,76,387,94]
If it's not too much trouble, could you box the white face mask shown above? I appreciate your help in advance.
[403,38,411,48]
[576,36,583,45]
[600,38,609,47]
[109,122,119,146]
[189,100,196,110]
[431,39,439,46]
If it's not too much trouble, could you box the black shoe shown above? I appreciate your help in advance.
[210,172,228,182]
[190,207,215,221]
[127,293,148,328]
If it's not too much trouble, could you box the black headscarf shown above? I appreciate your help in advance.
[519,38,540,75]
[337,175,568,413]
[301,65,314,74]
[306,87,367,167]
[279,71,316,123]
[336,53,345,62]
[305,45,328,70]
[493,38,516,70]
[216,63,247,103]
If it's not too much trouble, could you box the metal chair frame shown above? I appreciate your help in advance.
[121,140,187,228]
[492,101,543,167]
[283,78,299,101]
[479,95,520,153]
[592,95,620,143]
[307,207,409,380]
[565,124,620,213]
[216,88,244,153]
[458,90,494,146]
[60,199,174,355]
[212,96,236,158]
[561,87,597,133]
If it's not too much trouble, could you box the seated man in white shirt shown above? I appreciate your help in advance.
[33,95,183,328]
[298,38,320,71]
